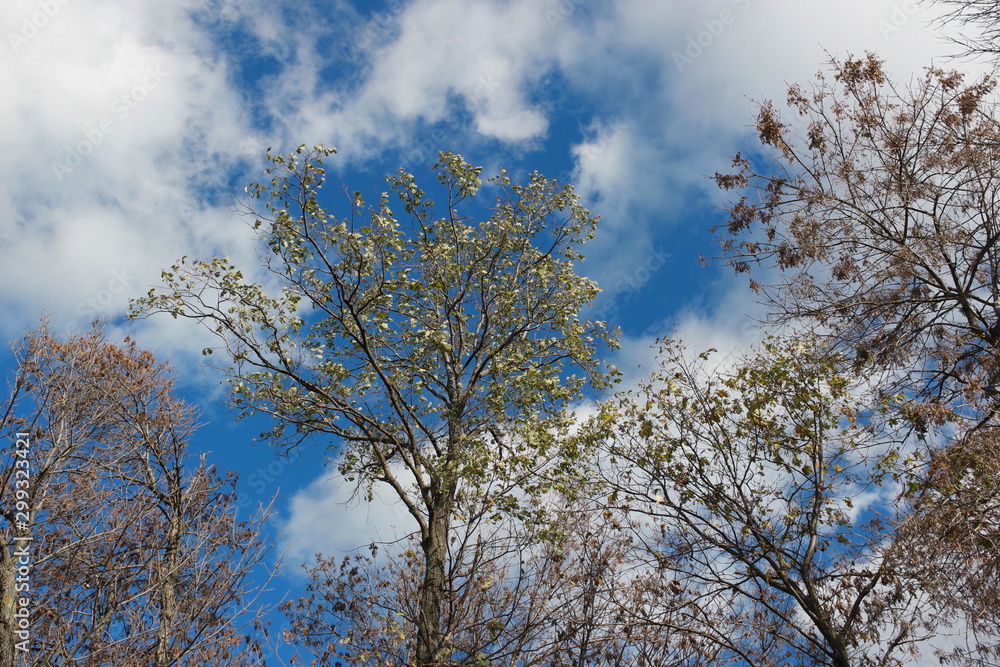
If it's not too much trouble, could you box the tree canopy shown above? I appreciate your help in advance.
[715,54,1000,425]
[0,321,272,666]
[132,146,618,666]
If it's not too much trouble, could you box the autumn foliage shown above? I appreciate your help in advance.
[0,323,272,666]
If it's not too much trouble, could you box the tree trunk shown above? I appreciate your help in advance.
[415,492,452,667]
[154,509,183,666]
[0,543,17,667]
[799,591,851,667]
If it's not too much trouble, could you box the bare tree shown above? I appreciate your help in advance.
[714,54,1000,425]
[711,52,1000,665]
[282,493,713,667]
[0,322,274,666]
[930,0,1000,63]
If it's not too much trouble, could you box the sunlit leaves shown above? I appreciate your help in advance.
[131,147,619,665]
[593,335,926,666]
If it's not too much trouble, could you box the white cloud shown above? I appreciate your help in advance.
[571,121,648,219]
[602,276,765,395]
[2,1,990,659]
[271,0,596,160]
[570,122,678,295]
[559,0,981,357]
[0,0,273,348]
[280,469,413,567]
[566,0,967,218]
[0,0,974,396]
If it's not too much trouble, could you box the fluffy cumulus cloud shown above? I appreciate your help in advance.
[365,0,551,139]
[0,0,591,355]
[0,0,269,348]
[280,469,413,567]
[562,0,965,245]
[261,0,582,161]
[0,0,962,354]
[548,0,974,375]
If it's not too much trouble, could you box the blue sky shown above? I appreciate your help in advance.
[0,0,979,660]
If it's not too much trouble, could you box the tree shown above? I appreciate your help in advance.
[591,336,934,667]
[711,53,1000,665]
[281,511,586,666]
[131,146,617,666]
[893,426,1000,665]
[930,0,1000,63]
[0,321,273,666]
[282,494,715,667]
[714,54,1000,424]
